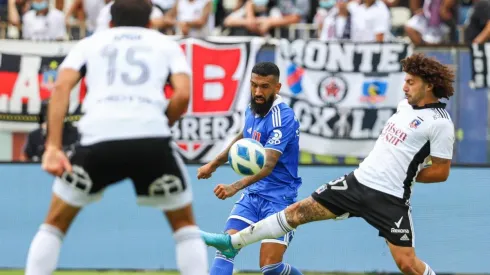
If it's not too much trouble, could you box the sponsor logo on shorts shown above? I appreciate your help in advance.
[400,234,410,241]
[391,228,410,234]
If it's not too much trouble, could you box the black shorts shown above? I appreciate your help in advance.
[53,138,192,210]
[311,172,414,247]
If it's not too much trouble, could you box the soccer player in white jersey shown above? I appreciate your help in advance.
[201,53,455,275]
[24,1,208,275]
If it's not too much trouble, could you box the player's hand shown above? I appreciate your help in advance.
[197,162,217,179]
[214,184,238,200]
[41,146,73,177]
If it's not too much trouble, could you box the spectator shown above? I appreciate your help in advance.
[464,0,490,43]
[152,0,175,14]
[404,0,455,45]
[318,0,357,41]
[222,0,272,35]
[95,0,174,32]
[261,0,310,36]
[223,0,309,36]
[20,100,79,162]
[65,0,107,36]
[22,0,67,40]
[350,0,391,42]
[165,0,212,37]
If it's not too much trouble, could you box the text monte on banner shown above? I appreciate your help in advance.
[276,39,412,157]
[470,43,490,88]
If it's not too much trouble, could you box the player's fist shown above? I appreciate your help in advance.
[42,146,72,177]
[197,162,217,179]
[214,184,238,200]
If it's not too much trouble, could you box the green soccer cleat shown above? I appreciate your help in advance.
[200,230,239,258]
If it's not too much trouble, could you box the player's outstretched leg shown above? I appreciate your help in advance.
[25,194,81,275]
[201,197,337,257]
[387,242,436,275]
[166,204,208,275]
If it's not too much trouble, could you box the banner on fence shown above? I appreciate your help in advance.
[0,38,412,162]
[470,43,490,88]
[0,38,263,162]
[276,39,411,157]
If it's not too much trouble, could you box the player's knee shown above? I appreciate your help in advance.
[284,203,301,228]
[393,254,417,274]
[44,209,76,233]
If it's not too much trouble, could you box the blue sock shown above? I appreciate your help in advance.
[210,251,235,275]
[261,262,303,275]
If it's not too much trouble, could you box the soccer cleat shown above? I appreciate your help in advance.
[200,230,239,258]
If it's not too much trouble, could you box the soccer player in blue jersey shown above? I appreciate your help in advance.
[197,62,303,275]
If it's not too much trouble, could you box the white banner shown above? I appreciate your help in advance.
[276,39,412,157]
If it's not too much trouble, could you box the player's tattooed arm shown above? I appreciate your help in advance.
[212,131,244,167]
[230,149,281,191]
[416,156,451,183]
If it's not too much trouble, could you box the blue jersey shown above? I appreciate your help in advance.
[242,97,302,204]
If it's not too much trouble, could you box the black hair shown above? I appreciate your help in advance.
[252,62,280,79]
[110,0,152,28]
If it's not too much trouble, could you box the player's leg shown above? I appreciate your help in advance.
[26,143,118,275]
[259,235,303,275]
[131,138,207,275]
[25,194,81,275]
[360,181,433,275]
[164,203,208,275]
[210,193,258,275]
[259,199,302,275]
[202,196,336,257]
[201,173,363,257]
[387,243,434,275]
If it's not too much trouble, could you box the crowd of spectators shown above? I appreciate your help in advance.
[0,0,488,44]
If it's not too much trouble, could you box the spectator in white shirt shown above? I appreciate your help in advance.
[65,0,107,36]
[350,0,391,42]
[165,0,212,37]
[318,0,355,41]
[22,0,66,40]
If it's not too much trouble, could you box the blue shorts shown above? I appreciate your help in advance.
[225,193,295,246]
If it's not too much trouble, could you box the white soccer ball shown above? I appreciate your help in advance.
[228,138,267,176]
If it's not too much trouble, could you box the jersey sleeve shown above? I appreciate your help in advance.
[59,38,89,71]
[264,108,297,154]
[167,41,191,76]
[429,119,455,159]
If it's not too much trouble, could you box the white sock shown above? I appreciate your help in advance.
[231,210,293,249]
[174,225,208,275]
[423,262,436,275]
[25,224,64,275]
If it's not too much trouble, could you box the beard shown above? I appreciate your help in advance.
[250,94,275,116]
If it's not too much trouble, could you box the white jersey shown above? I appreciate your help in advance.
[354,99,455,199]
[59,27,191,145]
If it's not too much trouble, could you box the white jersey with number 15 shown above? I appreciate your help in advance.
[59,27,191,146]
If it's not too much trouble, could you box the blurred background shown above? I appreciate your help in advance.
[0,0,489,273]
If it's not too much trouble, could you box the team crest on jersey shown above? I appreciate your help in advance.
[409,119,421,129]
